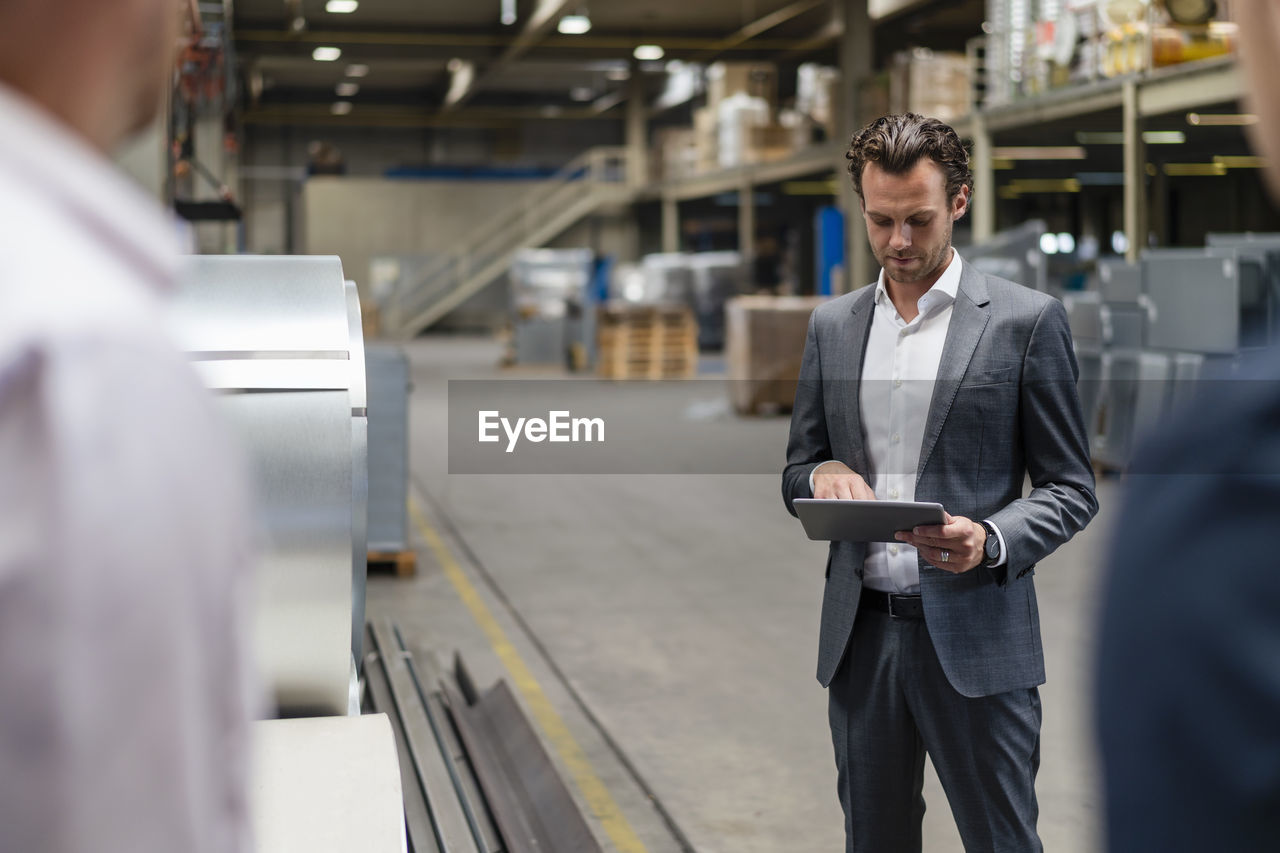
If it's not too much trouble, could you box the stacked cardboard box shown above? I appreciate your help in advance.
[725,295,827,415]
[746,124,795,164]
[654,126,699,181]
[889,48,971,123]
[692,107,718,173]
[717,92,772,169]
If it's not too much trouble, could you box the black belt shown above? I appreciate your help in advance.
[859,589,924,620]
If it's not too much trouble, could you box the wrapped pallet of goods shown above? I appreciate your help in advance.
[984,0,1034,105]
[1024,1,1106,93]
[706,61,777,113]
[717,92,771,169]
[1150,0,1238,69]
[796,63,841,141]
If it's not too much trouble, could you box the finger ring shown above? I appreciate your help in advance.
[940,550,950,563]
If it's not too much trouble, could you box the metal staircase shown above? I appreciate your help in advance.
[385,146,633,338]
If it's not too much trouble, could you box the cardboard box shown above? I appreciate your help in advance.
[725,295,827,415]
[653,126,699,181]
[746,123,794,164]
[889,49,971,123]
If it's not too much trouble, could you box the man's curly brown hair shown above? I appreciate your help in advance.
[845,113,973,204]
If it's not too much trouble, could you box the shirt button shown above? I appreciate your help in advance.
[889,545,899,555]
[890,488,900,499]
[894,378,902,388]
[891,433,901,443]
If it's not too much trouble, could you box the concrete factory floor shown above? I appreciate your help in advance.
[365,335,1117,853]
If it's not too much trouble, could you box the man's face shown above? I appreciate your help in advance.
[120,0,183,137]
[1237,2,1280,201]
[860,158,968,287]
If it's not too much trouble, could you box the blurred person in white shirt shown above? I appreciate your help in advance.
[0,1,257,851]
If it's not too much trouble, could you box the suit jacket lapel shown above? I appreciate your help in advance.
[917,264,991,482]
[837,286,876,473]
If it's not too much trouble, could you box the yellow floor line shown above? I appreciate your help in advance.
[409,498,650,853]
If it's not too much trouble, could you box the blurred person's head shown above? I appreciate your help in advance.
[845,114,972,288]
[1237,2,1280,201]
[0,0,181,152]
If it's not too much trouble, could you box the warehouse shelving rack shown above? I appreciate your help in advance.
[385,56,1247,334]
[641,55,1245,280]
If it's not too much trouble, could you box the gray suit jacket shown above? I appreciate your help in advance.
[782,263,1098,697]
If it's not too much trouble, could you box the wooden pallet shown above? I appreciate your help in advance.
[597,303,698,380]
[367,549,417,578]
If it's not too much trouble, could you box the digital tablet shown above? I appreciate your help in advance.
[793,499,946,543]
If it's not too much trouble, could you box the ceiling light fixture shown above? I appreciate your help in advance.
[571,87,594,102]
[312,46,342,62]
[1214,155,1268,169]
[500,0,516,25]
[325,0,358,12]
[331,101,353,115]
[1163,162,1227,176]
[336,82,359,97]
[1075,131,1126,145]
[634,44,665,61]
[345,63,369,78]
[991,146,1087,160]
[1187,112,1258,126]
[1142,131,1186,144]
[558,13,591,34]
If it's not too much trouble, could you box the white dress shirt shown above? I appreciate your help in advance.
[0,84,257,852]
[810,250,1007,592]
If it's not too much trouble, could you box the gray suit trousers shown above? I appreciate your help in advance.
[828,609,1043,853]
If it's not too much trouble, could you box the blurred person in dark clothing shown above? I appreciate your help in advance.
[1096,3,1280,850]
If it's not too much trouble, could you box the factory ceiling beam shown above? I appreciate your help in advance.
[441,0,574,112]
[234,29,840,56]
[696,0,830,61]
[240,104,619,128]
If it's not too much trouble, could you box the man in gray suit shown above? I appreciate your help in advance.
[782,113,1097,851]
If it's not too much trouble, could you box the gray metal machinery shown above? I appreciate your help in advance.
[687,251,743,350]
[509,248,596,367]
[1076,238,1280,469]
[366,344,411,556]
[1206,232,1280,346]
[960,218,1050,294]
[1079,257,1168,470]
[1062,289,1105,443]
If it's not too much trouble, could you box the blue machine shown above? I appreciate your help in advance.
[815,205,845,297]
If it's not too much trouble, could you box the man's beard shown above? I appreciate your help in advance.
[876,220,953,284]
